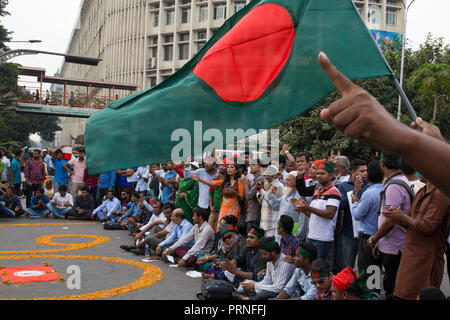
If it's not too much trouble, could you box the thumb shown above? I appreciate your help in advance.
[318,52,356,96]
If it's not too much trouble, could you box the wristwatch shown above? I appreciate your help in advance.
[285,150,290,154]
[368,237,375,245]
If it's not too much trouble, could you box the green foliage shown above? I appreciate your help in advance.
[277,35,449,161]
[22,114,62,142]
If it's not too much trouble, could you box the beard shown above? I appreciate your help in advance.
[283,186,294,196]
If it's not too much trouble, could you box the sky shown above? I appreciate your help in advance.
[2,0,450,90]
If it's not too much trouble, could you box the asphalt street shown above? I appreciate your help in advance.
[0,216,448,300]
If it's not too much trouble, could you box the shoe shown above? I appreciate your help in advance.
[120,245,135,252]
[130,248,145,255]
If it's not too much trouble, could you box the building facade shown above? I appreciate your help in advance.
[58,0,405,146]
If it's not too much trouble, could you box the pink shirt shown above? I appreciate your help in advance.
[68,158,87,184]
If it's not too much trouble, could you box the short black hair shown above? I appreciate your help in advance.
[153,200,163,208]
[350,159,367,172]
[55,149,63,155]
[400,159,416,176]
[59,185,68,192]
[328,147,342,157]
[131,192,140,199]
[221,214,238,227]
[163,202,176,211]
[417,286,446,300]
[14,149,23,157]
[279,215,294,234]
[298,242,318,262]
[36,188,45,194]
[381,153,401,170]
[278,154,287,166]
[78,148,86,153]
[106,189,115,195]
[259,236,281,254]
[247,225,265,237]
[80,187,89,193]
[193,207,210,222]
[367,160,384,184]
[311,258,331,276]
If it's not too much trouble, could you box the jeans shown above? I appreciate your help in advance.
[28,208,50,218]
[13,183,21,196]
[381,250,402,299]
[53,181,68,194]
[26,184,41,208]
[47,203,72,218]
[0,201,15,217]
[339,233,360,271]
[306,238,332,260]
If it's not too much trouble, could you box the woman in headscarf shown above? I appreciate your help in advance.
[198,224,246,278]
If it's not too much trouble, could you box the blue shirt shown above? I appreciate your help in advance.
[98,171,117,189]
[337,178,370,237]
[93,197,121,217]
[161,170,177,203]
[117,168,136,186]
[122,201,141,219]
[9,157,22,185]
[352,183,383,236]
[160,219,194,248]
[31,195,50,210]
[283,267,317,300]
[52,159,69,184]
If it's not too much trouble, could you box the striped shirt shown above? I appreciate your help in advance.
[254,253,296,294]
[24,159,46,185]
[307,184,341,242]
[258,179,284,233]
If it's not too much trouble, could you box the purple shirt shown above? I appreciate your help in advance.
[378,174,411,255]
[315,275,335,300]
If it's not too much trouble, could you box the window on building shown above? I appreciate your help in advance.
[181,8,191,24]
[214,4,226,20]
[151,47,158,58]
[166,10,175,25]
[153,12,159,27]
[164,45,173,61]
[197,30,207,40]
[356,5,363,17]
[164,34,174,43]
[235,2,245,13]
[197,41,206,53]
[181,0,191,5]
[152,37,158,45]
[369,0,380,3]
[386,9,397,25]
[199,5,208,22]
[150,77,157,87]
[368,5,380,24]
[179,33,190,42]
[179,43,190,60]
[165,1,175,7]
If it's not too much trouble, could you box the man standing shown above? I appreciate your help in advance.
[116,168,136,198]
[184,157,217,211]
[47,185,73,218]
[27,188,51,218]
[9,149,24,196]
[164,208,214,268]
[333,156,351,186]
[352,160,384,274]
[159,161,177,203]
[335,159,369,271]
[64,187,95,220]
[51,149,69,192]
[135,165,150,197]
[241,160,265,234]
[275,242,318,300]
[92,189,121,221]
[24,149,47,209]
[63,149,87,197]
[1,150,10,184]
[239,237,295,300]
[294,161,341,261]
[367,153,413,300]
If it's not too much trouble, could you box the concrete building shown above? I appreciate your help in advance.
[58,0,405,146]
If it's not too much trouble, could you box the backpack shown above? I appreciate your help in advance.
[196,279,233,300]
[103,221,122,230]
[379,179,415,213]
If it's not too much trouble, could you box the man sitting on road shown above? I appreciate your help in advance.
[92,189,121,222]
[0,185,25,218]
[26,188,50,218]
[47,185,73,219]
[310,259,335,300]
[64,187,95,220]
[117,192,141,229]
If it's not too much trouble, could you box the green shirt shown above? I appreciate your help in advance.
[0,161,4,182]
[175,178,199,224]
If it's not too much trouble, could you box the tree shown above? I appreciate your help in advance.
[277,35,449,161]
[407,63,450,121]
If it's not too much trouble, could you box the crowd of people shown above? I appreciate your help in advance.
[0,139,448,301]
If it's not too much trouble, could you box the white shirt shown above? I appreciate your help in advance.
[183,168,216,209]
[135,166,150,192]
[1,156,10,182]
[254,253,296,294]
[141,211,167,232]
[52,192,73,208]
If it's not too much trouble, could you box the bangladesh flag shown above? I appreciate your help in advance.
[86,0,393,174]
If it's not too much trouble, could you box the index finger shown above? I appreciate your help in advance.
[318,52,356,96]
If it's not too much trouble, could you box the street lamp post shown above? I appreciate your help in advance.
[397,0,416,121]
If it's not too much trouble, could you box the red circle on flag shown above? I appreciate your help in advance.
[193,4,295,102]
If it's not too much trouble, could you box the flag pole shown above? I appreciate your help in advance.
[350,0,417,121]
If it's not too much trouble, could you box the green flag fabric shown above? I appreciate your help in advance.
[86,0,393,174]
